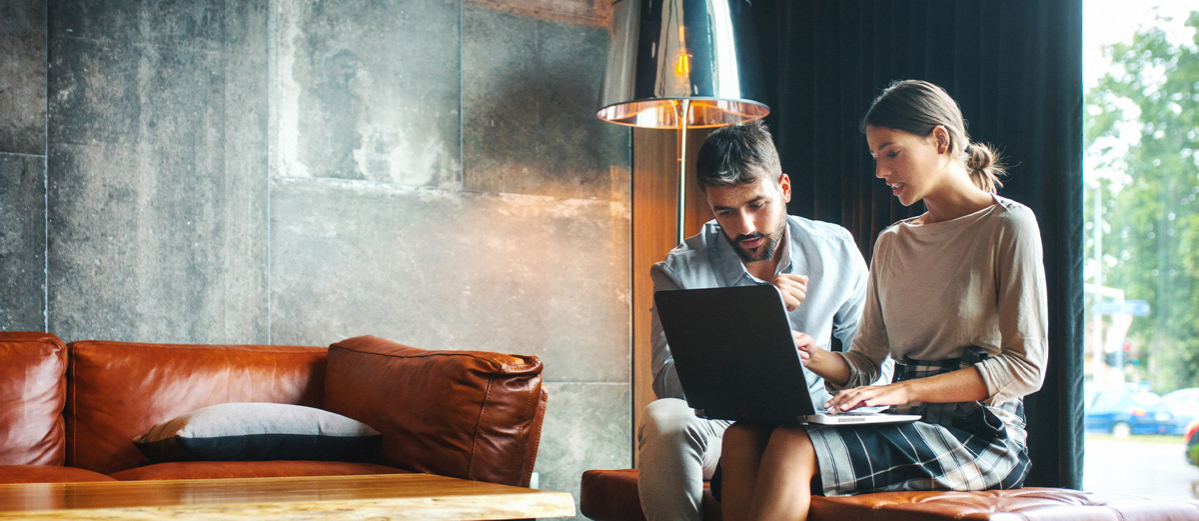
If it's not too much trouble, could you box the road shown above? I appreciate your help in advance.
[1084,436,1199,500]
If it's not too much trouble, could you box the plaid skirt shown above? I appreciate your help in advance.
[806,348,1031,496]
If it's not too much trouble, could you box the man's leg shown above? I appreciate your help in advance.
[637,398,730,521]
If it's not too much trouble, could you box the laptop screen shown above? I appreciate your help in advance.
[654,285,818,422]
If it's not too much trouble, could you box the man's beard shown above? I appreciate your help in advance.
[727,224,785,263]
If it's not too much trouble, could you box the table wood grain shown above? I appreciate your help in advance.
[0,473,576,520]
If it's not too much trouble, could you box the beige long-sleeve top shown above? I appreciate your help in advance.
[831,195,1048,406]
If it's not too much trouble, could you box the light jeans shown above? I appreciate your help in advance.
[637,398,731,521]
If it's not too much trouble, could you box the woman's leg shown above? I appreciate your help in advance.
[748,425,818,521]
[718,422,772,521]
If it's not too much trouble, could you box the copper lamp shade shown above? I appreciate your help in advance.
[597,0,769,243]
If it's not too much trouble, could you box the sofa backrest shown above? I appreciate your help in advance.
[0,332,68,466]
[65,341,328,474]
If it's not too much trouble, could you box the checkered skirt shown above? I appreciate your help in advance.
[806,348,1031,497]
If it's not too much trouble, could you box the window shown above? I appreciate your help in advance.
[1083,0,1199,499]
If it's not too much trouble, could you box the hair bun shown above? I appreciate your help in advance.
[965,142,1006,193]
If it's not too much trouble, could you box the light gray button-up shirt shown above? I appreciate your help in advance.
[650,214,890,408]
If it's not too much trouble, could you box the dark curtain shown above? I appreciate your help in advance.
[752,1,1084,488]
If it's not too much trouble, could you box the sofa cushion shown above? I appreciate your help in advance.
[0,332,68,466]
[66,341,329,475]
[325,335,546,487]
[109,460,408,481]
[580,469,1199,521]
[812,488,1199,521]
[0,465,116,483]
[581,468,719,521]
[133,403,382,463]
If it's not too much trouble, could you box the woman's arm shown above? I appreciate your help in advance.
[824,366,989,412]
[974,207,1049,404]
[806,233,894,390]
[794,332,851,386]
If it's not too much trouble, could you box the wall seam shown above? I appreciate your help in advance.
[458,0,465,191]
[43,1,51,334]
[266,0,273,345]
[0,151,46,158]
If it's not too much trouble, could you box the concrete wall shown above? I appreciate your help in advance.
[1,0,630,514]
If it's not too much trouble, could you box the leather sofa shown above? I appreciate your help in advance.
[582,466,1199,520]
[0,331,547,487]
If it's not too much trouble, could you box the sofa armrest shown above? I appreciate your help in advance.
[0,332,68,466]
[324,335,547,487]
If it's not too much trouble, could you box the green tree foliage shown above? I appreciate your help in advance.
[1085,12,1199,392]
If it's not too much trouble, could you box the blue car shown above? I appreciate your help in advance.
[1084,387,1177,437]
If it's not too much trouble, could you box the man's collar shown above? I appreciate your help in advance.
[774,225,793,275]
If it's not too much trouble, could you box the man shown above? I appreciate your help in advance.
[637,121,891,520]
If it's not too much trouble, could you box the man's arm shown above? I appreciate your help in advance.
[649,265,685,400]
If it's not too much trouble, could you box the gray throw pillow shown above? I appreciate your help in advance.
[133,402,382,463]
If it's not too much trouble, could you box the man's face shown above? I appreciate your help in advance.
[703,173,792,264]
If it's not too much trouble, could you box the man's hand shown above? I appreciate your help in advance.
[773,273,809,311]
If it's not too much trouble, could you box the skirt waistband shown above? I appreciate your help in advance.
[891,346,1024,442]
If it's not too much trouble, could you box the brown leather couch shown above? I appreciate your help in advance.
[582,466,1199,520]
[0,331,547,487]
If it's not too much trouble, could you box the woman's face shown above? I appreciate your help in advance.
[865,125,947,207]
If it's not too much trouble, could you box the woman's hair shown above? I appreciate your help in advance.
[861,80,1006,193]
[694,119,782,190]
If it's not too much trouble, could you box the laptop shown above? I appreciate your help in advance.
[654,285,920,426]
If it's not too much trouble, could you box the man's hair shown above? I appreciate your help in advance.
[694,119,782,190]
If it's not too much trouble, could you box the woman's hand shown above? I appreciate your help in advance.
[824,382,912,413]
[793,331,851,386]
[792,331,822,366]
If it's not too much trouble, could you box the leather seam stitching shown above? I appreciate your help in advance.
[330,343,539,372]
[467,377,494,481]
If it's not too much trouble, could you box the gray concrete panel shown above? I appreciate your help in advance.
[270,0,461,187]
[0,0,47,155]
[537,382,632,521]
[463,6,630,200]
[0,153,46,331]
[270,177,630,383]
[464,0,611,25]
[48,33,268,148]
[47,141,268,344]
[49,0,260,50]
[46,3,268,344]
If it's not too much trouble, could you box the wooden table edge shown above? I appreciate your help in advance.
[0,473,577,520]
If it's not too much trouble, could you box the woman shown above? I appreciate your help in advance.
[717,80,1048,521]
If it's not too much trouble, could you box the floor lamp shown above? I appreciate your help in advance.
[596,0,770,245]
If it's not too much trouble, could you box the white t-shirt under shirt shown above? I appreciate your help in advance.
[832,195,1048,406]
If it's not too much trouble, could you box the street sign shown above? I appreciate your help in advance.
[1094,300,1151,316]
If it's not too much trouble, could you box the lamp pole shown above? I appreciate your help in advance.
[673,99,692,246]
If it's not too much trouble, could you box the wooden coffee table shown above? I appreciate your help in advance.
[0,473,576,519]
